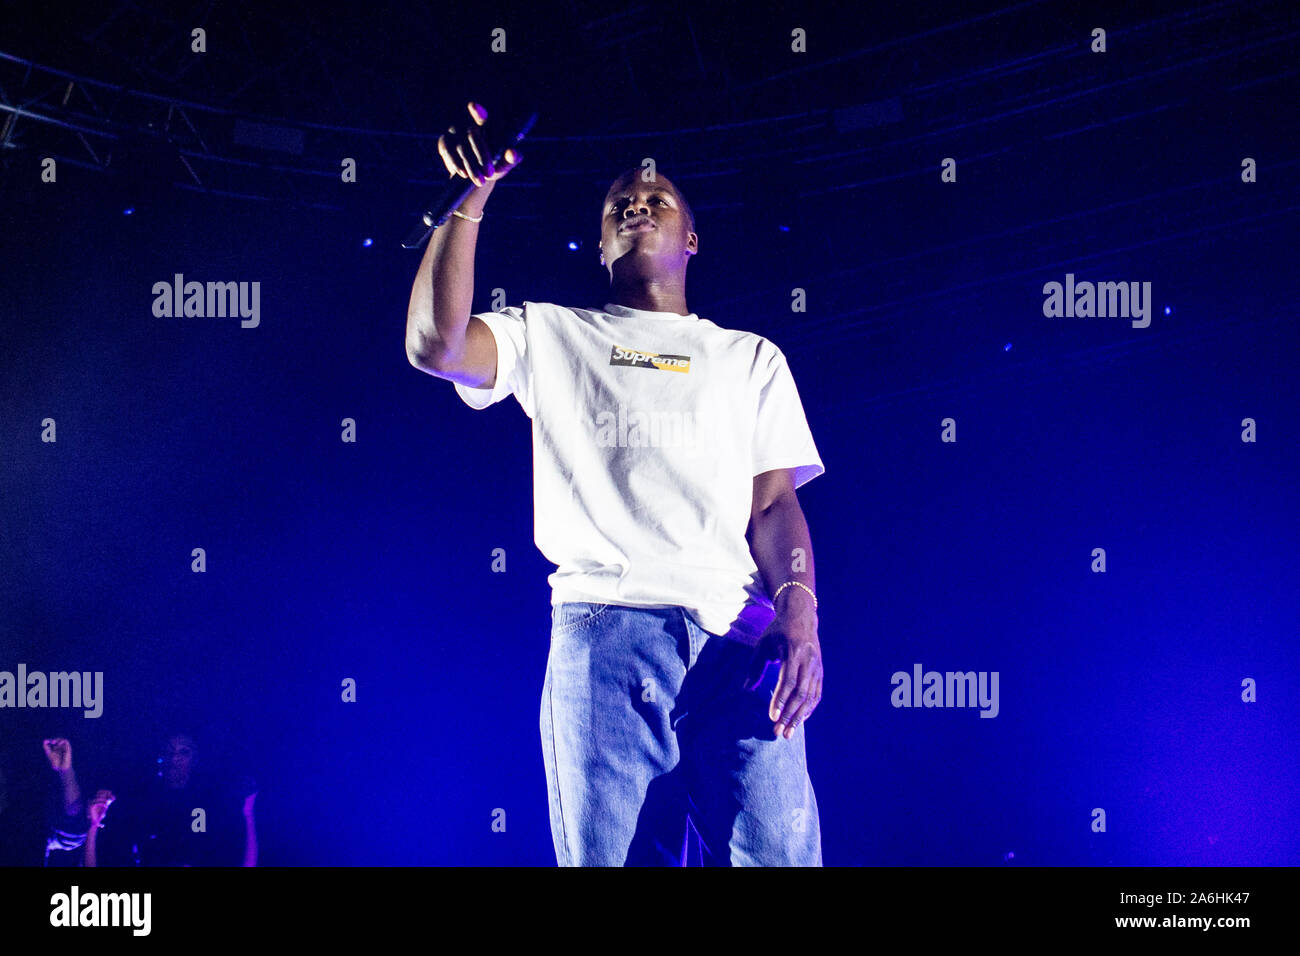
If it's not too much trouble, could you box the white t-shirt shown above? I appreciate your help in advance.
[454,300,824,642]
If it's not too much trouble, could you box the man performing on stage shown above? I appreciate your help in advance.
[405,102,826,866]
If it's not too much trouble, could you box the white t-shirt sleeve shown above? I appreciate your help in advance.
[452,305,532,415]
[751,342,825,489]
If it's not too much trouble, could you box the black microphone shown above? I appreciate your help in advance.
[402,110,538,250]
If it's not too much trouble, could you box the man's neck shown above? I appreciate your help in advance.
[608,276,690,316]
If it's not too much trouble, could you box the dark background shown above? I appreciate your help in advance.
[1,0,1297,864]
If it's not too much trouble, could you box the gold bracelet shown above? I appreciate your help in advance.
[773,580,817,609]
[451,209,484,223]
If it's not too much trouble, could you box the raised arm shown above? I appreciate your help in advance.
[83,789,114,868]
[42,737,83,819]
[241,790,258,867]
[405,101,521,387]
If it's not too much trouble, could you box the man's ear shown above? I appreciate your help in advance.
[686,231,698,256]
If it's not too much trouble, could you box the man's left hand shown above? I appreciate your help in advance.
[743,609,822,739]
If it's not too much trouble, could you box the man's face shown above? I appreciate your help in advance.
[162,735,195,786]
[598,173,697,274]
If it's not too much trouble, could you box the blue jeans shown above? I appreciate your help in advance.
[540,602,822,866]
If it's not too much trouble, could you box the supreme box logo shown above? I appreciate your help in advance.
[610,345,691,373]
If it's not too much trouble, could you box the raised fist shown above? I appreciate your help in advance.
[42,738,73,772]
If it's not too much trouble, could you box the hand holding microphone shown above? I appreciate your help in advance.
[403,101,534,249]
[438,101,524,190]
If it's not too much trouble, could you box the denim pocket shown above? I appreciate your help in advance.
[551,601,613,635]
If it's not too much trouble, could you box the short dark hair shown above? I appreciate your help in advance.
[606,166,695,233]
[161,731,197,751]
